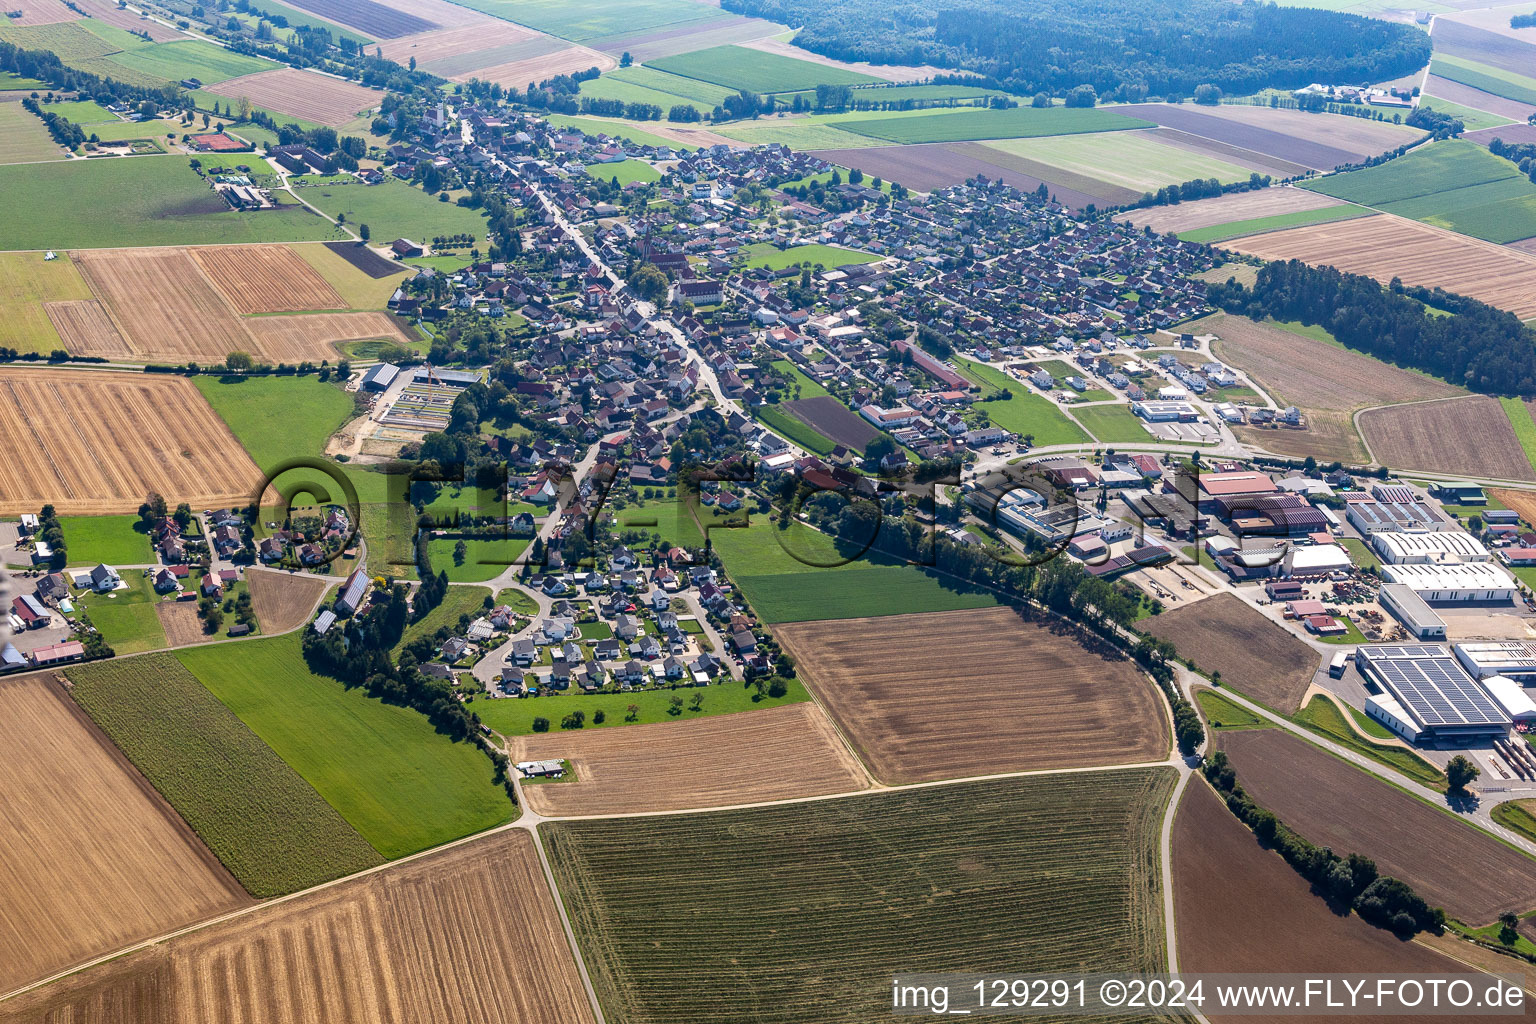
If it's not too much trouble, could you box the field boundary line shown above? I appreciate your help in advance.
[529,821,608,1024]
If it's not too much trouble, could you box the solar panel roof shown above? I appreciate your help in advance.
[1358,645,1509,728]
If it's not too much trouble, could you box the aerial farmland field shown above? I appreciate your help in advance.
[0,250,94,354]
[980,130,1259,194]
[1140,593,1319,713]
[66,655,384,896]
[0,367,261,515]
[0,832,596,1024]
[296,178,489,245]
[513,702,870,815]
[190,244,348,314]
[0,672,249,994]
[547,768,1175,1024]
[452,0,726,42]
[778,607,1170,784]
[837,105,1153,144]
[649,44,878,93]
[1220,729,1536,927]
[1360,396,1536,482]
[202,68,380,127]
[0,101,62,163]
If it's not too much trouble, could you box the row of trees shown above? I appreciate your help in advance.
[1207,259,1536,396]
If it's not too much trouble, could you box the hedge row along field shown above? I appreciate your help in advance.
[66,655,384,897]
[546,767,1176,1024]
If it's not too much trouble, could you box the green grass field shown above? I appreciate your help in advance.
[850,83,1012,104]
[176,632,512,857]
[754,403,838,455]
[1174,203,1372,243]
[546,768,1175,1024]
[297,178,487,246]
[836,106,1153,144]
[41,99,117,123]
[450,0,726,42]
[1418,93,1515,133]
[650,44,878,94]
[954,357,1091,445]
[1492,800,1536,847]
[0,71,49,90]
[1302,140,1536,243]
[398,584,491,651]
[581,66,737,115]
[1196,688,1271,730]
[613,496,705,546]
[0,157,342,249]
[984,131,1256,193]
[193,373,355,470]
[1290,695,1445,789]
[0,250,93,354]
[0,20,118,62]
[1339,536,1381,571]
[716,120,882,149]
[103,39,278,85]
[736,241,878,270]
[66,655,384,896]
[586,158,659,186]
[475,676,810,735]
[60,514,154,565]
[544,113,695,150]
[1501,397,1536,476]
[770,358,828,398]
[79,573,167,655]
[1432,54,1536,107]
[1072,402,1152,443]
[427,536,532,581]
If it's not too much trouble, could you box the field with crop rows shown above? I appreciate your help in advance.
[650,44,877,93]
[0,672,249,993]
[190,243,347,313]
[778,608,1169,784]
[66,656,384,896]
[837,106,1152,144]
[1141,593,1319,712]
[1360,396,1536,482]
[546,768,1175,1024]
[246,568,331,632]
[203,68,379,127]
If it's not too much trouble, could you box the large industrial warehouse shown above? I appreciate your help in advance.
[1357,645,1513,746]
[1379,562,1517,603]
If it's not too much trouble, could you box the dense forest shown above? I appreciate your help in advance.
[1207,260,1536,397]
[720,0,1430,99]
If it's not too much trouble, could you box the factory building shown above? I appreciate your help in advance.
[1356,644,1512,746]
[1379,562,1516,603]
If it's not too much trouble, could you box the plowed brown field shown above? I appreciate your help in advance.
[190,244,345,314]
[0,673,249,996]
[1140,593,1319,713]
[0,367,261,515]
[1219,729,1536,927]
[1223,214,1536,320]
[45,299,130,358]
[777,607,1169,785]
[246,568,330,632]
[1173,780,1524,1024]
[513,702,870,816]
[204,69,380,128]
[0,831,596,1024]
[1360,396,1536,482]
[245,311,411,359]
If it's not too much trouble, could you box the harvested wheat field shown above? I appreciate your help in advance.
[75,0,182,40]
[1173,781,1522,1024]
[45,299,130,358]
[1223,214,1536,320]
[513,702,869,816]
[1220,729,1536,927]
[1141,593,1318,713]
[777,607,1169,786]
[0,831,596,1023]
[0,673,249,996]
[376,21,539,67]
[245,311,412,359]
[72,248,256,362]
[2,0,75,24]
[246,568,330,632]
[190,244,346,314]
[462,44,616,86]
[1361,396,1536,482]
[1121,187,1348,235]
[1492,488,1536,526]
[156,600,209,647]
[204,69,380,128]
[0,368,261,515]
[1202,312,1463,463]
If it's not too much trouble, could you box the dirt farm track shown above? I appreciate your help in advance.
[0,832,596,1024]
[0,673,249,995]
[777,607,1170,785]
[0,367,262,516]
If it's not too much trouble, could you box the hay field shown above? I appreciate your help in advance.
[1204,313,1462,463]
[463,43,616,86]
[513,703,869,816]
[545,769,1175,1024]
[246,311,412,359]
[0,832,597,1024]
[0,673,249,995]
[1141,593,1319,713]
[1173,780,1514,1011]
[246,568,330,632]
[156,600,208,646]
[777,607,1170,785]
[0,250,94,355]
[190,244,346,314]
[0,101,63,163]
[73,247,257,361]
[1360,395,1536,482]
[1224,212,1536,320]
[45,299,129,357]
[1120,186,1349,235]
[204,68,380,127]
[1492,487,1536,525]
[1220,729,1536,927]
[0,368,261,515]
